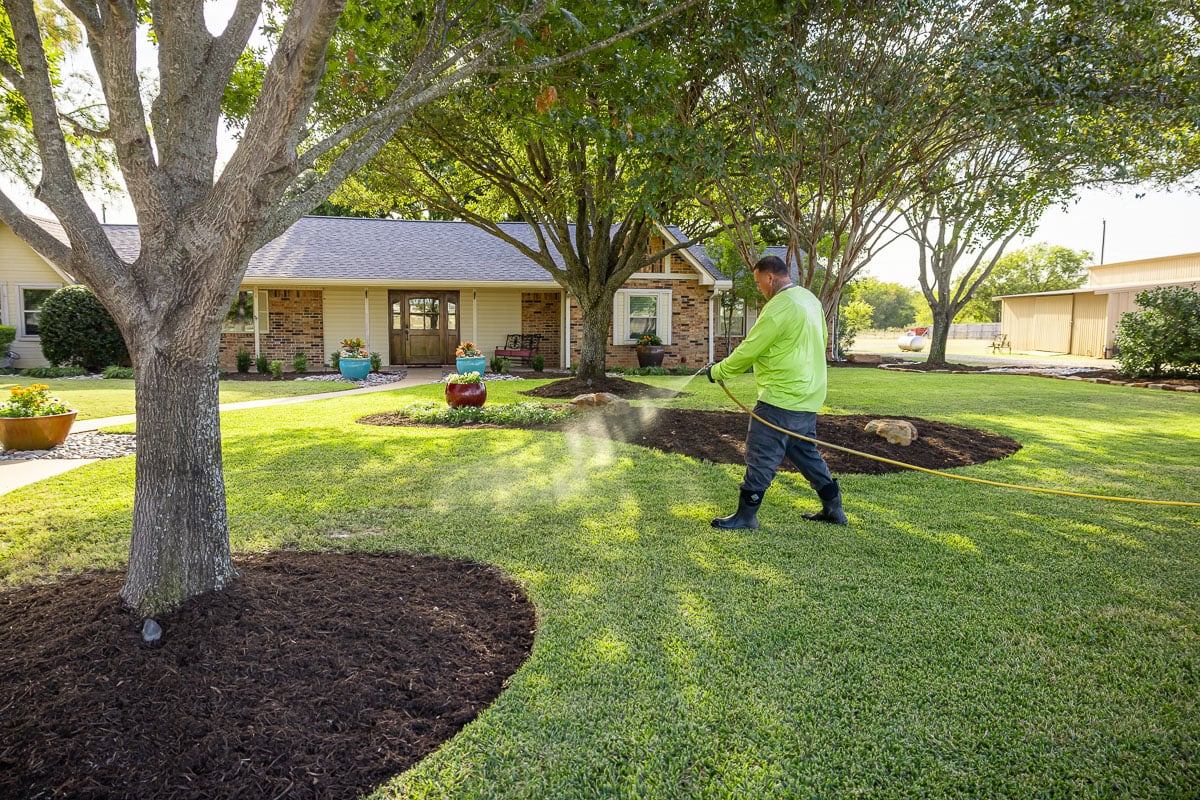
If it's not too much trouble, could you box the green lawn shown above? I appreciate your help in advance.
[0,376,355,420]
[1,371,1197,798]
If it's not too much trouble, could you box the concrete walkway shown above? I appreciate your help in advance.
[0,368,444,497]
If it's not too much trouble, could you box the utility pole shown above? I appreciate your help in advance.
[1100,218,1106,264]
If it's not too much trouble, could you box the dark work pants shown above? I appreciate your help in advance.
[741,401,837,497]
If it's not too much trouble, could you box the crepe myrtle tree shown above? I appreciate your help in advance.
[0,0,691,615]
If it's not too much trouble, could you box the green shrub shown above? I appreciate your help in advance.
[21,365,88,378]
[269,360,284,379]
[1114,286,1200,378]
[37,285,129,372]
[255,353,270,374]
[102,365,135,379]
[293,351,308,374]
[0,325,15,350]
[235,348,252,373]
[369,352,382,373]
[531,354,545,372]
[489,355,511,374]
[397,400,575,426]
[330,351,341,370]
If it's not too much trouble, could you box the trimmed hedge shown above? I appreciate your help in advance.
[38,286,129,372]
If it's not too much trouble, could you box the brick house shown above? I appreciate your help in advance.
[2,216,763,370]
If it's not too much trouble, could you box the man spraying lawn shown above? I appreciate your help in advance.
[702,255,847,529]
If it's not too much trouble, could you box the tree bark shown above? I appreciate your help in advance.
[119,344,234,616]
[574,293,615,382]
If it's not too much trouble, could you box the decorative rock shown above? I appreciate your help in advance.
[1176,385,1198,392]
[1147,383,1168,390]
[570,392,630,410]
[142,618,162,644]
[0,432,136,462]
[865,418,918,446]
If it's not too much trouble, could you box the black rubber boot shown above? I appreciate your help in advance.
[711,488,762,530]
[802,480,848,525]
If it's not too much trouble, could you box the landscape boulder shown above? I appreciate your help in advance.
[865,418,918,446]
[570,392,630,411]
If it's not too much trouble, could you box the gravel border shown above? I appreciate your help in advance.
[1,432,136,462]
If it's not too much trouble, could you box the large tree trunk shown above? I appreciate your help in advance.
[926,310,951,366]
[119,343,234,616]
[574,293,615,382]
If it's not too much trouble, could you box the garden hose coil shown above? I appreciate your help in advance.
[717,380,1200,508]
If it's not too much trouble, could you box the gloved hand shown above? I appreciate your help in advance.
[699,362,717,383]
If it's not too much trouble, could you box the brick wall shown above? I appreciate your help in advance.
[568,277,717,369]
[218,289,324,371]
[218,333,255,371]
[521,292,561,367]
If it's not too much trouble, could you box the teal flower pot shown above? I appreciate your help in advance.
[455,356,486,377]
[339,357,371,380]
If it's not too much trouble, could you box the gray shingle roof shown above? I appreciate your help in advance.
[93,217,727,285]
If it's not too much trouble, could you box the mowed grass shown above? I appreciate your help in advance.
[0,376,355,420]
[1,371,1197,798]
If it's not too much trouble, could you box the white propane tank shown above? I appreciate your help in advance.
[897,334,926,352]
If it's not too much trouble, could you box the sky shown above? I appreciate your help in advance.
[862,185,1200,287]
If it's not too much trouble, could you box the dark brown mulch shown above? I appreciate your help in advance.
[556,409,1020,475]
[0,552,535,800]
[520,375,686,399]
[362,407,1020,475]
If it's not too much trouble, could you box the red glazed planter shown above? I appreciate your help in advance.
[0,411,78,451]
[445,382,486,408]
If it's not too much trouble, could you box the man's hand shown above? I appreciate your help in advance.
[700,362,717,383]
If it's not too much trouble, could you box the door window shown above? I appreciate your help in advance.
[408,298,441,330]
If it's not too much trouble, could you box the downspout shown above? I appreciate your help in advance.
[563,292,571,370]
[708,290,717,362]
[252,289,262,358]
[363,289,371,352]
[472,289,478,346]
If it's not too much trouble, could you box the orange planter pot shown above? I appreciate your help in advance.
[0,411,78,451]
[445,383,486,408]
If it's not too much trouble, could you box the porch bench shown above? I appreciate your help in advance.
[495,334,540,364]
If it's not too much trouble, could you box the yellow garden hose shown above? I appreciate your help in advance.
[717,380,1200,508]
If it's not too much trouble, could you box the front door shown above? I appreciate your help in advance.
[389,291,459,364]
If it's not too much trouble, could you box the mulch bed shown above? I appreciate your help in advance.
[363,407,1019,475]
[370,376,1020,474]
[520,374,686,399]
[0,553,535,800]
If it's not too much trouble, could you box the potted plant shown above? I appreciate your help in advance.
[445,370,486,408]
[0,384,77,451]
[338,337,371,380]
[454,341,487,378]
[635,332,665,368]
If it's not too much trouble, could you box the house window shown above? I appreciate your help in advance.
[222,290,256,333]
[717,297,747,337]
[614,289,672,345]
[18,286,58,337]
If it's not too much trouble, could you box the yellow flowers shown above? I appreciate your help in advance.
[455,342,482,358]
[1,384,71,418]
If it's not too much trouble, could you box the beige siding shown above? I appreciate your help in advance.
[1,225,69,367]
[1087,253,1200,288]
[322,287,367,366]
[466,288,523,357]
[1002,294,1074,352]
[1067,292,1107,357]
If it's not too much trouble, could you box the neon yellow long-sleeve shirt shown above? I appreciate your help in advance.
[710,285,827,411]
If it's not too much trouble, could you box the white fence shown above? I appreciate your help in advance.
[944,323,1000,339]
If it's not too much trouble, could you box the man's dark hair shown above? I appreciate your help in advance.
[753,255,788,276]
